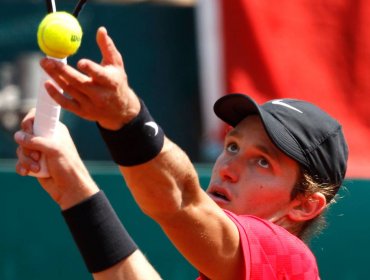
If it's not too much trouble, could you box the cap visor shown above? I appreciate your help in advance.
[214,93,306,165]
[214,93,260,126]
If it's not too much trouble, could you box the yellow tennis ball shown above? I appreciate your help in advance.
[37,11,83,59]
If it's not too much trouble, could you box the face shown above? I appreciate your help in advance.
[207,115,300,222]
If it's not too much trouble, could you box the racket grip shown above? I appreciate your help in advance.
[28,57,66,178]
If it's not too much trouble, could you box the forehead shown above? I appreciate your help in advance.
[226,115,288,161]
[227,115,268,140]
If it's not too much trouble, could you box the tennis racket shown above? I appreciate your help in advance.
[29,0,87,178]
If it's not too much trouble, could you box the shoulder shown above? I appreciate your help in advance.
[223,210,320,280]
[224,209,310,247]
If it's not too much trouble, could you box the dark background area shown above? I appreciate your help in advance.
[0,1,201,161]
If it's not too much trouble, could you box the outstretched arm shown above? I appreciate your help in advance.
[15,111,162,280]
[39,26,243,279]
[93,250,162,280]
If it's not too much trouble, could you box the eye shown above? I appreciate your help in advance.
[257,158,270,169]
[226,142,239,154]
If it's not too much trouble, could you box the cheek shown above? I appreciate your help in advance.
[209,154,226,178]
[234,183,293,216]
[259,183,292,202]
[209,161,221,180]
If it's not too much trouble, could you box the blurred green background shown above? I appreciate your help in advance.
[0,162,369,279]
[0,1,369,280]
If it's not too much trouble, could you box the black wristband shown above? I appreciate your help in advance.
[97,99,165,166]
[62,191,138,273]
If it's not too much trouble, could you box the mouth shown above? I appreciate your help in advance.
[210,191,229,201]
[207,186,231,203]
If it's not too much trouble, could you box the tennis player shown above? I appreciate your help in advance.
[15,27,348,279]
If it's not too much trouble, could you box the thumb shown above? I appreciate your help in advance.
[21,108,36,134]
[96,26,124,67]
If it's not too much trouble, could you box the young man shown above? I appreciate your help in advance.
[15,27,348,279]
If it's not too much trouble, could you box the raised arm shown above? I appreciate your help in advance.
[15,111,162,280]
[119,138,243,279]
[39,26,243,279]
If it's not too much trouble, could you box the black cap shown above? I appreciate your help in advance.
[214,93,348,190]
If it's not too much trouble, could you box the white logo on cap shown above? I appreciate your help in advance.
[144,121,159,136]
[271,100,303,113]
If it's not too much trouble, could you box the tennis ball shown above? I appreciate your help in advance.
[37,11,83,59]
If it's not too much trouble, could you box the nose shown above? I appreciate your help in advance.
[218,157,239,183]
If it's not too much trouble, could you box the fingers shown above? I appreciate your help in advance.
[15,160,29,176]
[14,130,53,175]
[15,146,40,176]
[40,59,93,100]
[20,108,36,133]
[14,130,54,154]
[17,108,41,175]
[44,81,84,113]
[41,57,113,99]
[96,26,123,67]
[77,27,125,86]
[77,59,118,88]
[41,58,88,85]
[40,59,98,109]
[21,146,40,161]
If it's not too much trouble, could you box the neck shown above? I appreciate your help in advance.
[271,215,303,237]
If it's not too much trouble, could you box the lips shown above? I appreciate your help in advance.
[207,185,231,203]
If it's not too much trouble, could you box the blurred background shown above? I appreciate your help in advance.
[0,0,369,279]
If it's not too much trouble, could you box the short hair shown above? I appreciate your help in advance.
[290,169,341,242]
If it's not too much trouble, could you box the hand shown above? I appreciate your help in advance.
[40,26,140,130]
[14,110,99,210]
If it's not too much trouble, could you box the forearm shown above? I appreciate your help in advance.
[97,98,201,218]
[119,137,201,220]
[62,191,161,279]
[52,166,100,211]
[93,250,162,280]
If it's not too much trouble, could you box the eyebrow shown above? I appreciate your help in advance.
[226,128,281,161]
[226,128,241,138]
[254,143,280,162]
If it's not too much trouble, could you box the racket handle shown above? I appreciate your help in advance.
[28,57,66,178]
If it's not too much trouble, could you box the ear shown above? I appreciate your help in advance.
[288,192,327,222]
